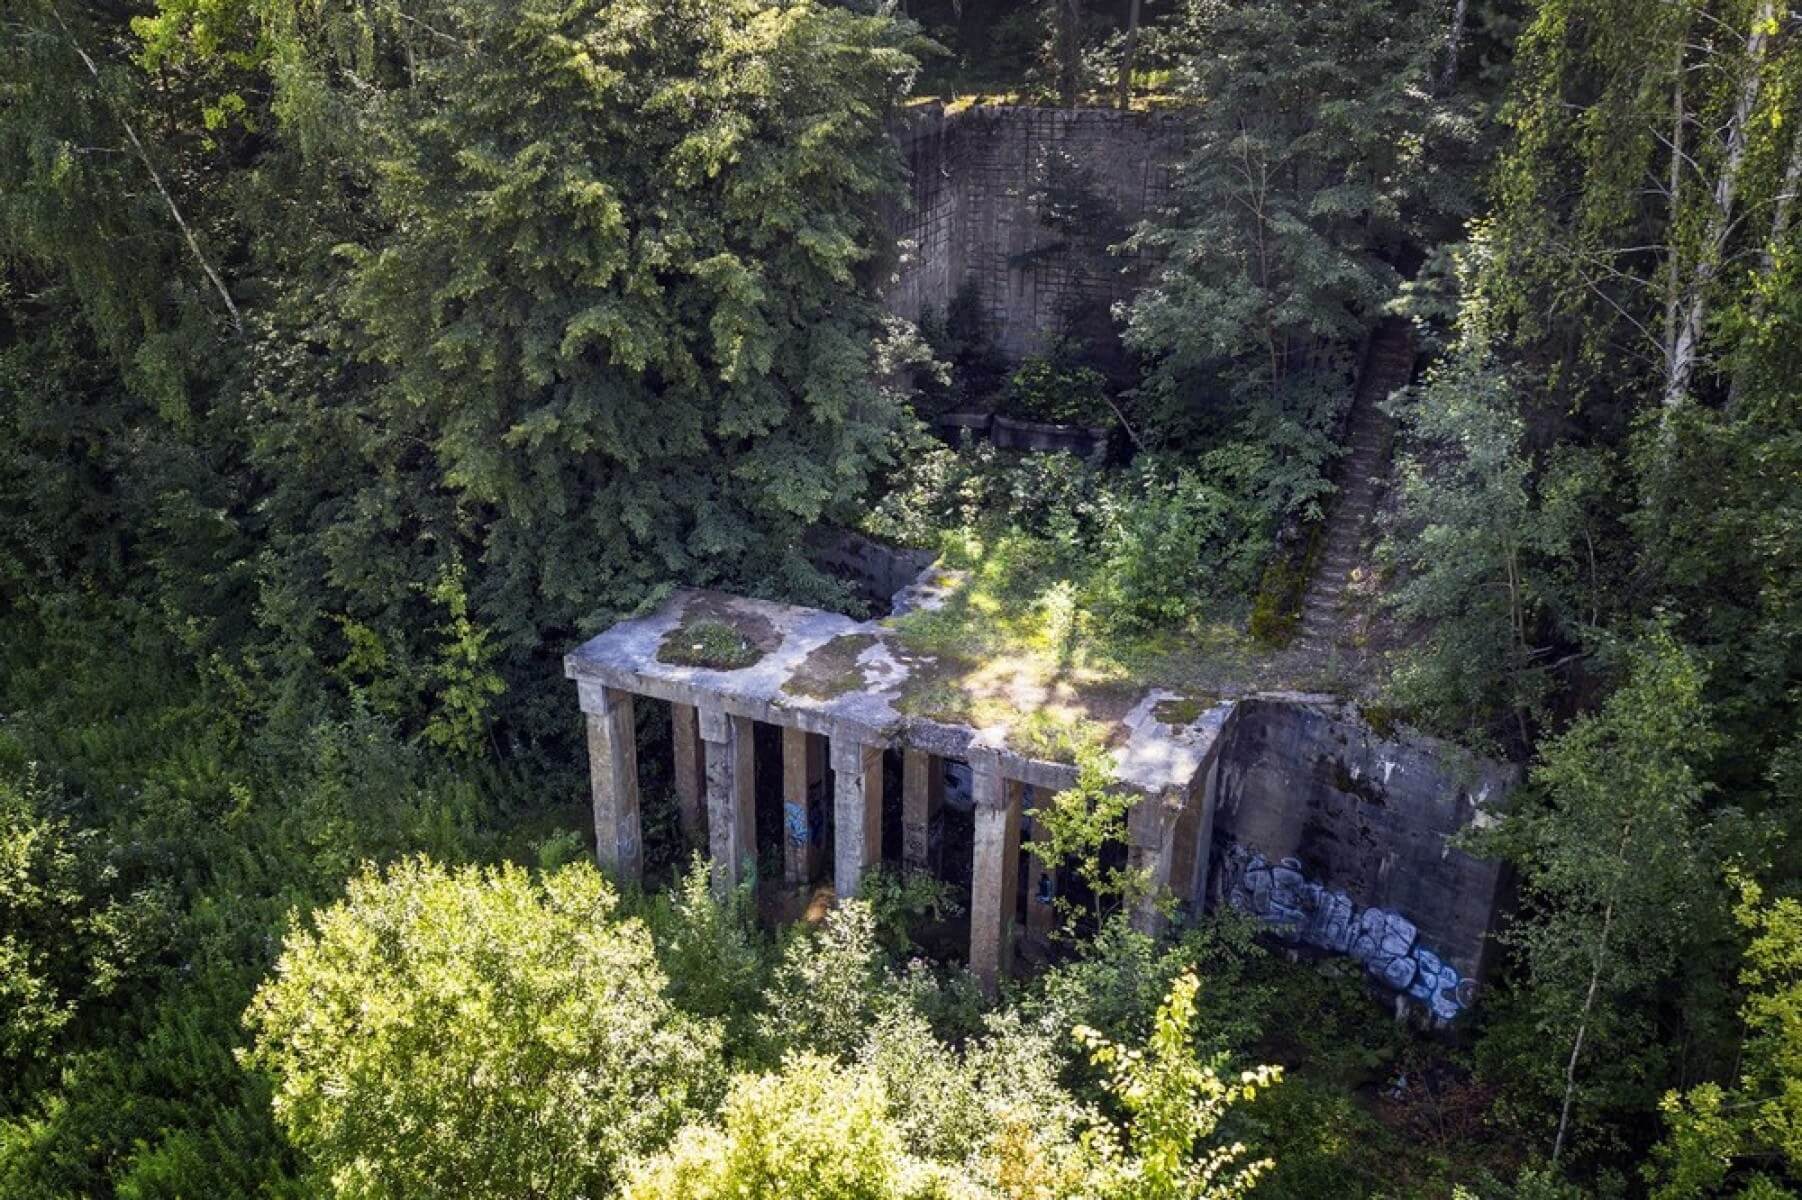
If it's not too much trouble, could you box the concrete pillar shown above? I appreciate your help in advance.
[783,726,827,885]
[585,687,642,884]
[1128,791,1179,936]
[969,756,1022,995]
[1022,794,1058,951]
[1168,760,1217,918]
[700,707,756,896]
[830,736,883,900]
[901,748,944,873]
[1190,755,1221,906]
[670,701,707,850]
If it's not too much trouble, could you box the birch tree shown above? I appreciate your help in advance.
[1479,629,1722,1165]
[1490,0,1802,425]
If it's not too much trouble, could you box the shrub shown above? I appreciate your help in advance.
[1006,353,1114,426]
[644,856,771,1051]
[242,858,721,1200]
[756,900,889,1062]
[621,1054,982,1200]
[1100,458,1266,631]
[860,867,965,958]
[0,766,169,1065]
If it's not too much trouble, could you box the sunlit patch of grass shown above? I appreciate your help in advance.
[884,520,1319,739]
[1008,708,1111,763]
[657,618,762,670]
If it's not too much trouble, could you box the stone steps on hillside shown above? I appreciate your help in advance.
[1290,317,1417,656]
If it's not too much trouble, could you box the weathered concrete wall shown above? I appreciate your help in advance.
[1206,697,1515,1019]
[884,105,963,336]
[805,527,937,614]
[883,104,1188,361]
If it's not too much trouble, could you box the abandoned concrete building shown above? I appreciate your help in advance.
[568,103,1514,1022]
[566,565,1512,1021]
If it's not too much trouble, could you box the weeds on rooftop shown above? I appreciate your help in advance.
[658,618,763,671]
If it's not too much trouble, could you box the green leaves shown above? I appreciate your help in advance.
[1075,971,1281,1200]
[242,857,723,1200]
[0,767,169,1065]
[1126,0,1460,404]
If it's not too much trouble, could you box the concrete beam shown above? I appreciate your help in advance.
[830,737,883,900]
[670,701,707,851]
[585,687,642,885]
[700,707,757,896]
[901,748,943,873]
[783,726,827,885]
[969,755,1022,995]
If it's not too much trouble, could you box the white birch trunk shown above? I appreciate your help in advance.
[1662,0,1776,411]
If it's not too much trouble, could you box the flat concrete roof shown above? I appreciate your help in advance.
[564,588,1237,799]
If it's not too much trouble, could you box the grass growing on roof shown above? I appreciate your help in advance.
[658,618,764,671]
[885,528,1282,726]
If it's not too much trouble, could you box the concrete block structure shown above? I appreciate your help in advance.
[882,103,1190,362]
[565,567,1512,1015]
[565,583,1230,995]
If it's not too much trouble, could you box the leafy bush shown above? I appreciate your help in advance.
[1100,455,1270,631]
[242,858,722,1200]
[643,856,772,1051]
[1077,971,1281,1200]
[756,900,889,1062]
[860,867,965,958]
[1006,352,1114,426]
[621,1053,978,1200]
[0,766,169,1065]
[1026,750,1147,927]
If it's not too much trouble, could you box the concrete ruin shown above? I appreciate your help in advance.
[566,567,1512,1015]
[882,103,1189,361]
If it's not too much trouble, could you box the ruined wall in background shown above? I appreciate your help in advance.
[883,104,1188,362]
[883,105,963,335]
[1206,697,1516,1020]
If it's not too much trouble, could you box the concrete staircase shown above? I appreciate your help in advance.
[1291,319,1416,657]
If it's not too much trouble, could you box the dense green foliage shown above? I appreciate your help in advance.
[5,0,1802,1196]
[244,859,721,1199]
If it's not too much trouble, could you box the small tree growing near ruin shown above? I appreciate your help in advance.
[1076,970,1281,1200]
[242,858,722,1200]
[1027,747,1152,933]
[1475,629,1725,1166]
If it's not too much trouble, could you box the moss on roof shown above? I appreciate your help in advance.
[783,633,880,700]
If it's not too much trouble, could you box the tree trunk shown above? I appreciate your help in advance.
[1662,0,1775,413]
[1060,0,1083,108]
[1662,35,1686,374]
[1438,0,1469,92]
[52,5,243,334]
[1728,131,1802,408]
[1116,0,1142,109]
[1762,134,1802,275]
[1553,897,1616,1165]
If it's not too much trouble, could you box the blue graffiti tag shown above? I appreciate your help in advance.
[1222,848,1475,1020]
[784,802,811,847]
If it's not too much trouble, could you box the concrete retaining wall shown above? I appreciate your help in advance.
[1205,696,1515,1019]
[883,104,1188,362]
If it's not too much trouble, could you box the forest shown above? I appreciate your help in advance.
[3,0,1800,1196]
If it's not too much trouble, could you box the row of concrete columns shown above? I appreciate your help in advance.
[586,685,1184,992]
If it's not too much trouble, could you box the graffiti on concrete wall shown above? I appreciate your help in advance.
[1219,846,1475,1020]
[783,782,829,848]
[784,802,809,847]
